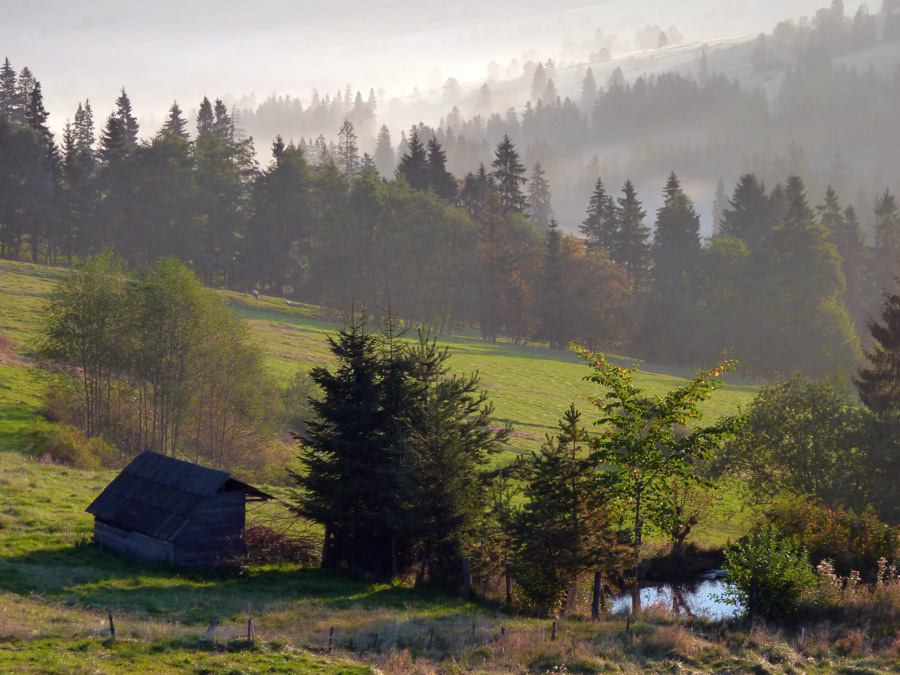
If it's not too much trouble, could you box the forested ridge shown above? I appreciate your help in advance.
[3,48,899,378]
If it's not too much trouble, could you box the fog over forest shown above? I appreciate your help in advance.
[8,0,830,131]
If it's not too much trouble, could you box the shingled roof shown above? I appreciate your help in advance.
[86,450,271,542]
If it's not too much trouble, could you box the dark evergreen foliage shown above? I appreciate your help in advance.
[490,134,527,215]
[291,318,507,579]
[857,290,900,420]
[395,128,428,190]
[613,180,650,292]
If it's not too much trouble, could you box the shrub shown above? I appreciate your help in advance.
[24,420,119,469]
[243,525,318,564]
[765,496,899,579]
[723,525,818,619]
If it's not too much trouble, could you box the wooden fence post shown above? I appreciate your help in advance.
[551,621,557,641]
[106,608,115,639]
[328,626,334,652]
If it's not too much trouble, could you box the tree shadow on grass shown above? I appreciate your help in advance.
[0,543,472,624]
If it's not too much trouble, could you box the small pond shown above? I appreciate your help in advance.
[610,580,740,620]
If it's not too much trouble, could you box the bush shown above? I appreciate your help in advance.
[24,420,120,469]
[243,525,318,564]
[765,496,900,579]
[723,525,818,619]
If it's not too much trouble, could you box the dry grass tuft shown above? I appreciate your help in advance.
[833,629,866,657]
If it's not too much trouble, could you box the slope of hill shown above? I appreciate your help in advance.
[0,258,757,460]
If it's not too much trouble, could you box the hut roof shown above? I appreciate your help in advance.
[86,450,271,542]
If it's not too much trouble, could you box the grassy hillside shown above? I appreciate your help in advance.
[0,258,757,543]
[0,258,758,455]
[5,259,900,672]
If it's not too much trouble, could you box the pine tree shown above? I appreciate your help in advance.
[614,180,651,291]
[490,134,527,215]
[580,176,617,254]
[395,128,428,190]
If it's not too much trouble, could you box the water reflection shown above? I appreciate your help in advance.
[610,580,739,620]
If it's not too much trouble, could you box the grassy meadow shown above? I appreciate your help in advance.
[16,259,898,673]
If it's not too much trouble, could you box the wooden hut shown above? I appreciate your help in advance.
[86,450,271,567]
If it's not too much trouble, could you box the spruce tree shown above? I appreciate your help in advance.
[74,100,95,153]
[160,101,190,142]
[395,128,428,190]
[337,118,359,181]
[196,96,215,136]
[819,186,866,325]
[290,316,404,576]
[490,134,527,215]
[527,161,553,229]
[613,180,651,291]
[373,124,394,178]
[212,99,232,143]
[711,177,727,236]
[720,173,772,249]
[25,81,51,142]
[511,405,627,616]
[873,188,900,294]
[0,58,16,123]
[580,67,597,112]
[856,290,900,421]
[580,176,617,254]
[643,172,701,362]
[403,332,509,582]
[760,175,859,377]
[425,136,457,201]
[13,67,36,127]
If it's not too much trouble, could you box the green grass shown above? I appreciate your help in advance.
[0,259,779,671]
[0,258,758,458]
[0,258,758,546]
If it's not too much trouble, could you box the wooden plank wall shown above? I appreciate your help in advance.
[174,491,246,566]
[94,520,175,564]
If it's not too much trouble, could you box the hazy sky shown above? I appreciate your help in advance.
[3,0,834,135]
